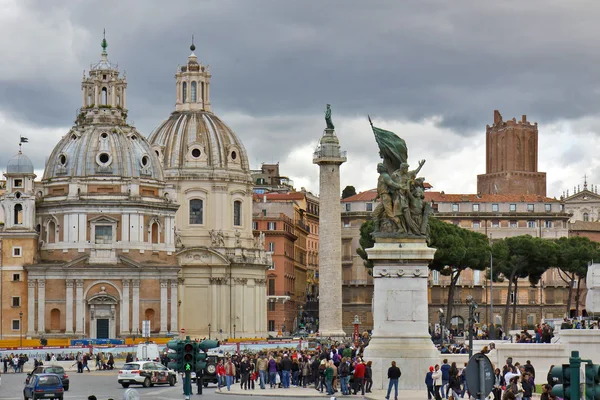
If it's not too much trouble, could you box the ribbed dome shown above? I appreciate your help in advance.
[7,151,34,174]
[43,125,163,182]
[149,111,250,173]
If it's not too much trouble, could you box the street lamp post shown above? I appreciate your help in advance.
[466,295,478,359]
[19,311,23,348]
[233,324,236,339]
[208,323,211,340]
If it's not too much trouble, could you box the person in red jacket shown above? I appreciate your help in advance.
[216,360,226,392]
[353,358,366,396]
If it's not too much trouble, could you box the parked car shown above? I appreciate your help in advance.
[190,353,223,386]
[118,361,177,388]
[26,365,69,391]
[23,373,64,400]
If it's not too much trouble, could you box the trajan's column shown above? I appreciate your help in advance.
[313,104,347,337]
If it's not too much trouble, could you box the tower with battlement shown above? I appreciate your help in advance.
[477,110,546,196]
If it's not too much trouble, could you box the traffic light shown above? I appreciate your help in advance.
[552,364,571,399]
[183,341,195,373]
[167,340,183,371]
[196,340,220,373]
[586,364,600,400]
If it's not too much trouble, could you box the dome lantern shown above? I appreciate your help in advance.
[175,41,211,112]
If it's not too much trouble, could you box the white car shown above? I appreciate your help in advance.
[118,361,177,388]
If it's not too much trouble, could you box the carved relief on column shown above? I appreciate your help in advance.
[233,278,248,285]
[37,279,46,335]
[65,280,74,334]
[254,279,267,286]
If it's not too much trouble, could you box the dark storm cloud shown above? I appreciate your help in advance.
[5,0,600,135]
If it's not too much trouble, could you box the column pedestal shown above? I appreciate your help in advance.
[363,238,438,390]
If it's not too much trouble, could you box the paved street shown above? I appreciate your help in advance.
[0,370,434,399]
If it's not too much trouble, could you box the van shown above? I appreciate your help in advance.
[136,343,160,361]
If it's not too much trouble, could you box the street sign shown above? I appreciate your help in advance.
[465,353,494,399]
[180,328,185,334]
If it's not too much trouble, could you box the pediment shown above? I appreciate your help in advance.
[88,215,119,224]
[178,247,230,266]
[565,190,600,203]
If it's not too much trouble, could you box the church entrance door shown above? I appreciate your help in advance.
[97,319,109,339]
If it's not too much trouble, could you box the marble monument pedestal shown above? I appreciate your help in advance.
[362,238,438,390]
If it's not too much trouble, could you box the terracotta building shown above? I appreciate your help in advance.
[477,110,546,197]
[253,192,315,334]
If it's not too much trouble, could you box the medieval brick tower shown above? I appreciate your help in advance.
[476,110,547,196]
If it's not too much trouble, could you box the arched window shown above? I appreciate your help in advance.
[584,212,590,222]
[151,222,159,244]
[117,94,121,106]
[101,87,108,105]
[233,200,242,226]
[201,82,205,102]
[189,199,204,224]
[191,81,197,102]
[87,93,92,106]
[48,220,56,243]
[182,82,187,103]
[14,204,23,225]
[50,309,61,331]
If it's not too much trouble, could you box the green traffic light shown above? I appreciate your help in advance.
[185,363,191,371]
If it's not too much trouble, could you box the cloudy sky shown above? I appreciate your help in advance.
[2,0,600,198]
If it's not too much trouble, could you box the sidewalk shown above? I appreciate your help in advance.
[214,385,422,399]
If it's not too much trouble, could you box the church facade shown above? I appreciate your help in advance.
[0,38,268,340]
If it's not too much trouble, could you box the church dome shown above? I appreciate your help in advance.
[7,151,34,174]
[43,126,163,182]
[149,46,249,176]
[149,111,250,173]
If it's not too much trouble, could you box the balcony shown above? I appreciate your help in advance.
[267,291,291,304]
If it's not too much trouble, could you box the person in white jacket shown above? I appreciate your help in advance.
[432,364,443,400]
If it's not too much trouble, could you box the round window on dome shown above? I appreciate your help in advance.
[59,154,67,166]
[155,150,160,157]
[100,132,108,139]
[96,152,112,167]
[231,150,237,160]
[15,192,21,199]
[141,155,149,167]
[191,148,201,158]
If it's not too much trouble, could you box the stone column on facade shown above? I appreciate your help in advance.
[75,279,84,335]
[65,280,74,335]
[170,281,178,333]
[120,280,130,336]
[132,279,140,335]
[313,126,346,338]
[37,280,45,335]
[362,239,438,390]
[160,279,168,334]
[27,281,35,336]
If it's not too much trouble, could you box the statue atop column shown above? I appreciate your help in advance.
[370,117,431,237]
[325,104,335,130]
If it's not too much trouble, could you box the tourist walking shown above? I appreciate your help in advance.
[257,354,268,389]
[440,359,450,399]
[353,358,366,396]
[325,360,335,395]
[385,360,401,400]
[225,358,236,391]
[426,366,435,400]
[432,364,443,400]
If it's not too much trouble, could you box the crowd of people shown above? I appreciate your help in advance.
[203,342,401,400]
[424,353,557,400]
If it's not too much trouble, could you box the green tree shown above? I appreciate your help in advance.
[428,218,491,329]
[492,235,557,330]
[555,236,600,317]
[342,186,357,199]
[356,219,374,271]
